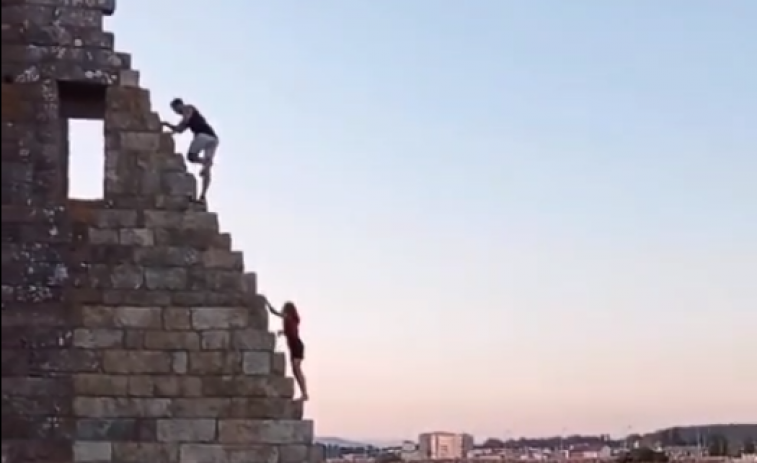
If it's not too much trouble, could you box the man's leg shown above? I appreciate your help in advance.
[197,136,219,203]
[186,136,204,166]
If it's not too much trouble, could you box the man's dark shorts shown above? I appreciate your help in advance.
[287,337,305,361]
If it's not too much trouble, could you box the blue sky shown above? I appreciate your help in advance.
[69,0,757,439]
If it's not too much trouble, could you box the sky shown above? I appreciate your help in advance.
[67,0,756,440]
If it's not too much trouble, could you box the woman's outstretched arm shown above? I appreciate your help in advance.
[263,296,283,317]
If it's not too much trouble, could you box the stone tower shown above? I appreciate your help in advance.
[2,1,318,462]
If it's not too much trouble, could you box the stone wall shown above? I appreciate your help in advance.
[1,1,318,461]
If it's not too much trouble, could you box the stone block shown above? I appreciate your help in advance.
[144,210,218,230]
[152,227,219,250]
[179,444,227,463]
[200,330,230,349]
[201,376,295,398]
[1,394,71,416]
[112,442,179,462]
[73,441,112,462]
[162,171,196,197]
[2,24,115,48]
[272,352,288,375]
[74,397,172,418]
[103,289,172,306]
[106,86,151,112]
[310,444,326,463]
[88,227,119,244]
[2,325,72,348]
[74,373,128,396]
[144,331,200,350]
[0,377,71,397]
[81,305,163,328]
[229,445,279,463]
[114,306,162,328]
[227,398,303,420]
[0,440,71,462]
[241,272,257,294]
[163,307,192,330]
[243,351,272,375]
[189,268,244,292]
[124,330,145,349]
[110,264,145,289]
[170,398,229,418]
[5,44,124,67]
[280,444,310,463]
[144,266,188,290]
[76,418,157,441]
[119,227,154,245]
[231,328,276,350]
[102,350,172,373]
[73,328,124,348]
[134,246,201,267]
[119,131,161,152]
[107,109,161,132]
[218,419,314,444]
[156,376,203,397]
[191,307,248,330]
[202,249,245,270]
[156,419,216,442]
[187,351,242,375]
[214,232,233,250]
[172,351,188,373]
[1,83,39,121]
[119,68,140,87]
[93,209,138,228]
[28,348,102,373]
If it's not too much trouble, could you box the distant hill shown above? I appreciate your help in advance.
[316,437,372,448]
[642,424,756,446]
[316,437,406,449]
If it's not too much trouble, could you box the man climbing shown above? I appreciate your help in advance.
[162,98,219,205]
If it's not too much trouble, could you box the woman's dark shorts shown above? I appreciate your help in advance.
[287,337,305,360]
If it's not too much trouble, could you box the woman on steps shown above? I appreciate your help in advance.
[265,299,310,401]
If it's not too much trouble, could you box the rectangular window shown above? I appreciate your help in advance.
[58,81,107,199]
[67,119,104,199]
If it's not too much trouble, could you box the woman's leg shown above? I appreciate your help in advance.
[291,358,309,401]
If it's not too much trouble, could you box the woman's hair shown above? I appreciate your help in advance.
[282,301,298,317]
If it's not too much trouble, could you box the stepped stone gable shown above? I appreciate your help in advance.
[1,0,321,462]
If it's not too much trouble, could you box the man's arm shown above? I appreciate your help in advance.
[163,106,195,133]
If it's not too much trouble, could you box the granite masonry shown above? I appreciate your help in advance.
[1,1,319,462]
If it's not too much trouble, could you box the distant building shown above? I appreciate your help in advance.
[418,432,474,459]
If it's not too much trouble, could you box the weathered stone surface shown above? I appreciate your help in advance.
[218,420,314,444]
[157,419,216,443]
[76,418,157,441]
[73,440,112,461]
[1,0,318,461]
[73,397,172,418]
[112,442,178,462]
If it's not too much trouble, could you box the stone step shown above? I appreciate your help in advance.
[0,24,115,49]
[19,0,119,15]
[241,272,257,295]
[118,68,139,87]
[3,44,128,68]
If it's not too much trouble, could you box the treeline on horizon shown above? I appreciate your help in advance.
[479,424,756,450]
[322,424,756,453]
